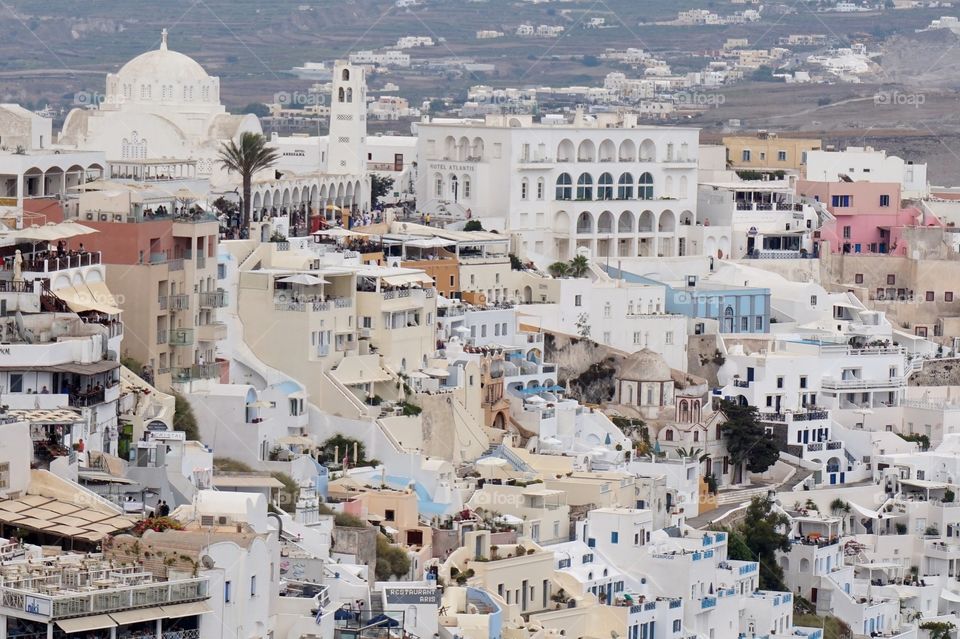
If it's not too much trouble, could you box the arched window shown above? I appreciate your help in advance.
[597,172,614,201]
[342,68,350,81]
[618,173,634,200]
[664,429,673,441]
[576,173,593,200]
[556,173,572,200]
[638,172,654,200]
[346,88,353,103]
[338,87,345,103]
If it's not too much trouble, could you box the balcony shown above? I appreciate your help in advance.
[196,322,227,341]
[172,364,219,382]
[700,596,717,610]
[168,328,194,346]
[821,376,906,391]
[198,291,227,308]
[169,295,190,311]
[68,388,106,408]
[14,251,102,275]
[0,576,209,620]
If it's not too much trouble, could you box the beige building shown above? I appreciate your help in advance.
[722,132,821,171]
[466,483,570,545]
[543,471,638,510]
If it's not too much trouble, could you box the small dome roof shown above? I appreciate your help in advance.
[116,30,210,84]
[618,348,671,381]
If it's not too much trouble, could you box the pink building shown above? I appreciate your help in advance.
[798,180,941,255]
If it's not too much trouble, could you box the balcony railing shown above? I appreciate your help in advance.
[0,280,35,293]
[199,291,227,308]
[14,251,102,274]
[168,329,194,346]
[169,294,190,311]
[0,577,208,620]
[69,388,106,408]
[172,364,219,382]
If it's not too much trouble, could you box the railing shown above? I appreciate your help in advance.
[168,329,194,346]
[700,596,717,610]
[821,376,906,390]
[0,280,34,293]
[826,441,842,450]
[806,442,824,452]
[167,259,184,272]
[70,388,106,408]
[198,291,227,308]
[156,329,168,345]
[0,577,208,620]
[172,364,219,382]
[16,251,102,273]
[169,294,190,311]
[733,379,750,388]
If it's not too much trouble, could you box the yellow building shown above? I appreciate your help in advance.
[722,132,821,171]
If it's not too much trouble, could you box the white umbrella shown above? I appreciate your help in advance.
[313,228,365,238]
[476,457,508,467]
[278,273,329,286]
[525,395,546,404]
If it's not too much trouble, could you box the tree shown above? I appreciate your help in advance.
[320,435,367,465]
[719,399,780,473]
[724,528,753,563]
[739,496,790,590]
[548,261,570,278]
[464,220,484,232]
[240,102,270,118]
[568,254,590,278]
[173,392,200,441]
[751,65,776,82]
[370,174,395,208]
[675,447,710,463]
[919,621,955,639]
[217,132,280,231]
[375,534,411,580]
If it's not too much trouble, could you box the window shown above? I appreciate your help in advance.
[610,531,619,544]
[754,316,763,331]
[810,295,817,307]
[521,178,529,200]
[225,581,232,603]
[887,274,896,285]
[556,173,572,200]
[777,376,784,389]
[831,195,851,207]
[777,150,787,162]
[638,172,654,200]
[0,462,8,490]
[575,295,582,307]
[880,194,890,207]
[536,178,544,200]
[250,576,257,597]
[576,173,593,200]
[9,374,22,393]
[742,150,751,162]
[800,376,807,389]
[855,273,864,284]
[947,292,954,302]
[434,174,443,197]
[766,396,773,407]
[842,225,851,239]
[463,176,471,198]
[633,332,642,344]
[617,173,634,199]
[385,509,395,521]
[740,317,748,331]
[926,291,935,302]
[665,331,673,345]
[597,172,614,200]
[673,620,682,633]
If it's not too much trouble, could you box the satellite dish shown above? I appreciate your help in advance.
[200,555,216,570]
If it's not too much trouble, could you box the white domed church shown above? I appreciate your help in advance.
[58,29,261,184]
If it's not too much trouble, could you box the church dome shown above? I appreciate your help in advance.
[618,348,672,381]
[116,35,210,84]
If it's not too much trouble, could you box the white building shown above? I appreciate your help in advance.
[415,112,699,262]
[58,30,262,186]
[805,146,929,199]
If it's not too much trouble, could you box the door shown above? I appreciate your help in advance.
[811,588,818,603]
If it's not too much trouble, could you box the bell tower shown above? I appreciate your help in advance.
[327,60,366,175]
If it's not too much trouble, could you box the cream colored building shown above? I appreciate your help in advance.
[543,471,638,509]
[466,483,570,545]
[722,132,821,171]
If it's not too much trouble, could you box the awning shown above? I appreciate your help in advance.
[78,470,136,484]
[84,281,120,308]
[55,285,122,315]
[57,615,118,633]
[161,601,212,618]
[848,501,881,519]
[110,606,168,625]
[0,360,119,375]
[382,273,433,287]
[941,589,960,604]
[423,368,450,378]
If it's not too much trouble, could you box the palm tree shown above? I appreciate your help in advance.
[675,447,709,463]
[217,132,280,231]
[548,261,570,278]
[568,254,590,278]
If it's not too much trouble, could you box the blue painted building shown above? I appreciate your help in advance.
[604,267,771,334]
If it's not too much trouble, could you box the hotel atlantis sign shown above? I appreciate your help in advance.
[428,162,476,172]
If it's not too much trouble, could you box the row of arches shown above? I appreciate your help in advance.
[556,138,690,163]
[442,136,485,162]
[251,179,363,217]
[559,209,694,235]
[20,163,105,200]
[556,172,686,201]
[434,173,471,202]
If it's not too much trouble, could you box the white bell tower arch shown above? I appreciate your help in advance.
[328,61,366,176]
